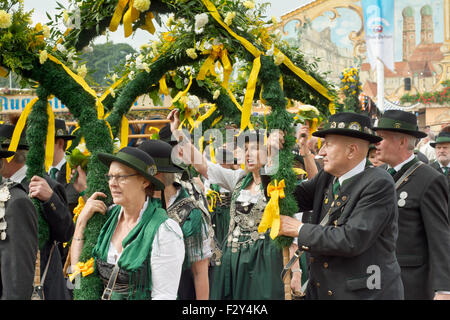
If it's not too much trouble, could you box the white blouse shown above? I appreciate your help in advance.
[107,199,185,300]
[206,161,263,203]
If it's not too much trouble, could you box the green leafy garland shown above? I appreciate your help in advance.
[4,0,338,300]
[25,86,51,250]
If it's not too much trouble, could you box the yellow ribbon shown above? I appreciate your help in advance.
[258,179,285,239]
[123,0,140,38]
[159,75,170,95]
[73,196,85,223]
[47,54,97,99]
[292,168,307,176]
[44,103,55,172]
[97,73,129,120]
[0,66,8,78]
[68,257,95,282]
[140,12,156,34]
[193,104,217,129]
[66,157,72,184]
[239,56,261,134]
[197,45,232,89]
[309,118,318,139]
[109,0,129,32]
[206,189,222,212]
[120,115,129,149]
[274,47,334,103]
[201,0,334,107]
[329,102,336,115]
[210,115,223,128]
[201,0,260,57]
[209,137,216,164]
[171,72,193,106]
[7,98,39,162]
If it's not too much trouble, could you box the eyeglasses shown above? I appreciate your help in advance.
[104,173,138,184]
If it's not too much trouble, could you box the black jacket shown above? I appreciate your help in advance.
[21,175,73,300]
[55,162,80,213]
[0,182,38,299]
[294,166,404,300]
[392,157,450,299]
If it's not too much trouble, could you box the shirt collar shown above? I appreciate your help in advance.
[49,157,66,174]
[438,162,450,170]
[390,154,415,172]
[338,158,366,185]
[167,187,182,209]
[10,165,28,184]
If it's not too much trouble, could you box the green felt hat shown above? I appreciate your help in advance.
[97,147,164,191]
[372,110,427,139]
[430,132,450,148]
[313,112,381,143]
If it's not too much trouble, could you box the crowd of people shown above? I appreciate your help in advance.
[0,108,449,300]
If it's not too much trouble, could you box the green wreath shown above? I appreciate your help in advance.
[1,0,337,300]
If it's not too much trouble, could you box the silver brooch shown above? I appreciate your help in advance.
[0,184,11,241]
[398,191,407,207]
[147,165,157,176]
[349,122,361,131]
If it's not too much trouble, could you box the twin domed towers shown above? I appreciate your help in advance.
[402,5,434,61]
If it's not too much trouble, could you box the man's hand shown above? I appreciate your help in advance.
[71,166,87,194]
[29,176,53,202]
[434,293,450,300]
[279,215,303,238]
[297,126,311,156]
[167,109,181,135]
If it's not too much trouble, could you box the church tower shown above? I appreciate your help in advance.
[420,5,434,44]
[402,7,416,61]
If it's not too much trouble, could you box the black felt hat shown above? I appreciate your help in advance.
[55,119,75,140]
[0,124,29,150]
[0,150,15,158]
[158,123,178,146]
[430,131,450,148]
[137,140,184,173]
[312,112,381,143]
[97,147,164,190]
[372,110,427,139]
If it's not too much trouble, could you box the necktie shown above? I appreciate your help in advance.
[387,168,397,177]
[332,179,340,196]
[50,167,59,179]
[443,167,449,176]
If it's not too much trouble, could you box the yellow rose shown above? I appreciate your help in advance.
[186,48,198,60]
[243,1,255,9]
[77,64,88,78]
[224,12,236,26]
[133,0,151,12]
[213,90,220,100]
[39,50,48,65]
[0,10,12,29]
[274,52,285,66]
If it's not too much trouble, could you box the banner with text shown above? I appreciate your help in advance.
[362,0,395,71]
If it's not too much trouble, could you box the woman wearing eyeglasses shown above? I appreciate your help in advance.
[70,147,185,300]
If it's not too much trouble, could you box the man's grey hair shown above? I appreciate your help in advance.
[12,149,27,164]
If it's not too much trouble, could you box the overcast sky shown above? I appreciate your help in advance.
[23,0,312,49]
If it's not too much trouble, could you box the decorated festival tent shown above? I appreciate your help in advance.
[0,0,337,299]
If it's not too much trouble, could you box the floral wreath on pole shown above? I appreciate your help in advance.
[0,0,337,300]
